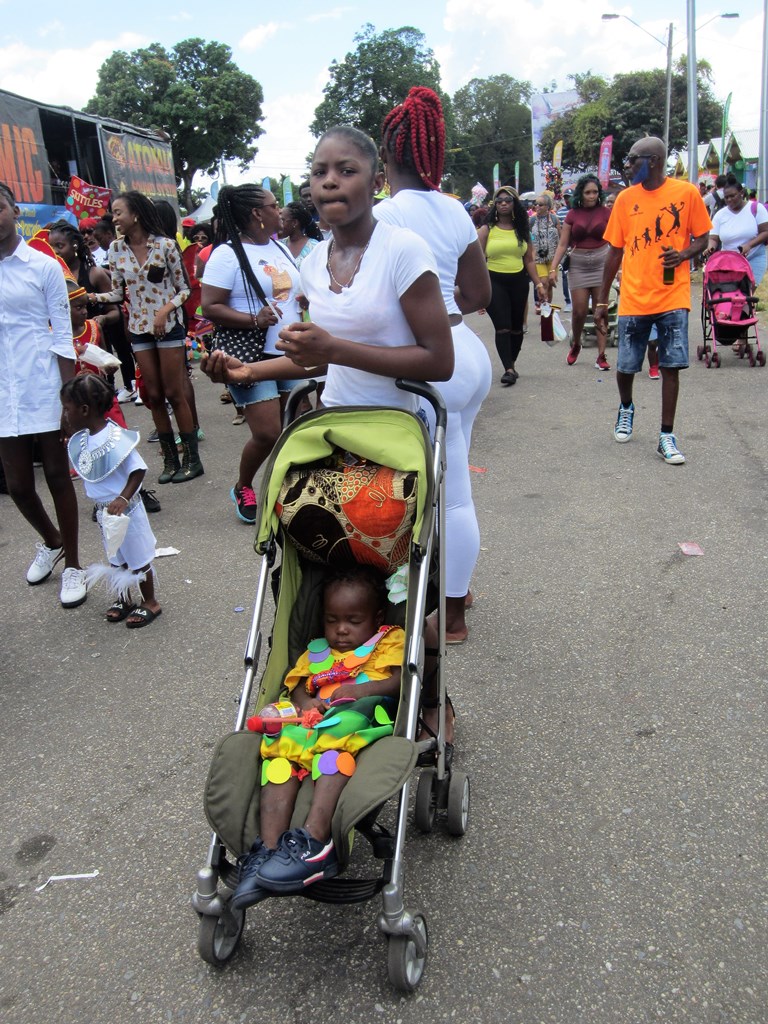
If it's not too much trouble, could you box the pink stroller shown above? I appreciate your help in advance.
[698,250,764,368]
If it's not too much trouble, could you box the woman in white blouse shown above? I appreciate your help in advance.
[0,183,87,607]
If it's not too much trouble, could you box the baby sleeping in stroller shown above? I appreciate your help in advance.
[232,566,404,908]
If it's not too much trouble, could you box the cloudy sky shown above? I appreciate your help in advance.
[0,0,761,185]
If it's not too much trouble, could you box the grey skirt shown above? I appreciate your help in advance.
[567,245,609,290]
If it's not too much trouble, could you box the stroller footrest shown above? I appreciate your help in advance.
[300,875,386,904]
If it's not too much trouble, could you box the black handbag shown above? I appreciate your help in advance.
[211,323,267,365]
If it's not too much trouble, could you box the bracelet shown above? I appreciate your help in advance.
[115,495,129,505]
[594,303,609,308]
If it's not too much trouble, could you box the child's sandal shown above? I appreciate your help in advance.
[105,600,132,622]
[125,605,162,629]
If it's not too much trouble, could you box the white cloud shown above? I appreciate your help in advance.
[38,20,64,38]
[0,33,147,110]
[239,22,287,51]
[307,6,356,23]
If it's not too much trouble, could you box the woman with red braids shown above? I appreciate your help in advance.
[374,86,492,655]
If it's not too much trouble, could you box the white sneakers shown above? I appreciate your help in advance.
[26,543,87,607]
[59,567,88,608]
[116,387,136,403]
[26,543,64,584]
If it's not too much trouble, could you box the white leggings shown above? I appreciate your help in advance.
[426,321,492,597]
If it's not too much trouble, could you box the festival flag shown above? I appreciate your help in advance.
[492,163,500,191]
[514,160,520,192]
[598,135,613,188]
[282,178,293,205]
[552,141,563,169]
[66,176,111,221]
[720,93,732,174]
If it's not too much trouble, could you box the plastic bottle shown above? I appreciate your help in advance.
[662,247,675,285]
[247,700,298,735]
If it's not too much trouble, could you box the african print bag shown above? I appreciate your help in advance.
[276,448,417,573]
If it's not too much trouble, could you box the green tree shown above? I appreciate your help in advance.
[310,24,446,143]
[86,38,264,210]
[177,185,209,216]
[447,75,533,197]
[539,63,723,183]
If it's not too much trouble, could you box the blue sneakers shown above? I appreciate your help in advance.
[657,432,685,464]
[255,828,339,893]
[230,839,271,910]
[614,402,635,443]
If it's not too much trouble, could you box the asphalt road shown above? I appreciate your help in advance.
[1,283,766,1024]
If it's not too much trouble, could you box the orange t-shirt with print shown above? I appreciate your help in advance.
[604,178,711,316]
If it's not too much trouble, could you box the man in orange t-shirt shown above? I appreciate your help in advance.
[595,137,711,465]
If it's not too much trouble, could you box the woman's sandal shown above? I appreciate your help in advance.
[105,600,132,623]
[125,605,162,629]
[416,695,455,769]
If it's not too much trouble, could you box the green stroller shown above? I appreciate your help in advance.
[192,381,470,991]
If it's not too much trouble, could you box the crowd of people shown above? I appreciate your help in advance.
[4,80,764,895]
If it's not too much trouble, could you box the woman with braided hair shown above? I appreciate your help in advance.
[374,85,492,654]
[201,183,302,523]
[89,191,201,483]
[279,201,323,266]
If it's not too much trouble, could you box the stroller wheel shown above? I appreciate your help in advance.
[712,351,721,368]
[414,768,437,833]
[446,770,471,837]
[387,910,428,992]
[758,351,766,367]
[198,905,245,966]
[696,345,704,361]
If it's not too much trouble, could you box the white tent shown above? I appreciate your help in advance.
[187,195,217,223]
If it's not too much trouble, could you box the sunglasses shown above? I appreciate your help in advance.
[626,153,654,164]
[81,228,94,235]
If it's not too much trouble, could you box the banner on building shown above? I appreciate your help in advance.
[0,92,51,204]
[552,141,563,168]
[99,127,178,208]
[530,91,580,193]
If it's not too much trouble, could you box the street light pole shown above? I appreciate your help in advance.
[760,0,768,202]
[687,0,698,185]
[663,23,673,156]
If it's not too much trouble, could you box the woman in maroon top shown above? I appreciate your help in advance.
[550,174,612,370]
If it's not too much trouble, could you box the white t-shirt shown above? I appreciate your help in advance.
[711,203,768,251]
[300,221,437,412]
[202,239,301,354]
[374,191,477,317]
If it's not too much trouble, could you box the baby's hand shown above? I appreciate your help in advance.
[329,684,361,704]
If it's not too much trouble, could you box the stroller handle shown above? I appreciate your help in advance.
[282,378,447,432]
[395,379,447,432]
[283,379,320,427]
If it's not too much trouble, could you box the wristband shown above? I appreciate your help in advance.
[115,495,129,505]
[594,303,608,308]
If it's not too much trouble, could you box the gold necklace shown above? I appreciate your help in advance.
[326,237,371,290]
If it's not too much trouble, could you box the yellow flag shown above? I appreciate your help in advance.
[553,140,563,168]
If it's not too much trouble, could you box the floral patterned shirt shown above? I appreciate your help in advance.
[93,235,190,336]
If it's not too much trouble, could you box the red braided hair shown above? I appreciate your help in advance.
[381,86,446,191]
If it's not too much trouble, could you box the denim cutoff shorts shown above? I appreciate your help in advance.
[617,309,689,374]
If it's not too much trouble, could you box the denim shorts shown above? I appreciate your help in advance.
[617,309,689,374]
[227,362,298,408]
[129,323,186,352]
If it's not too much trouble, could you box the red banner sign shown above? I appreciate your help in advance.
[598,135,613,189]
